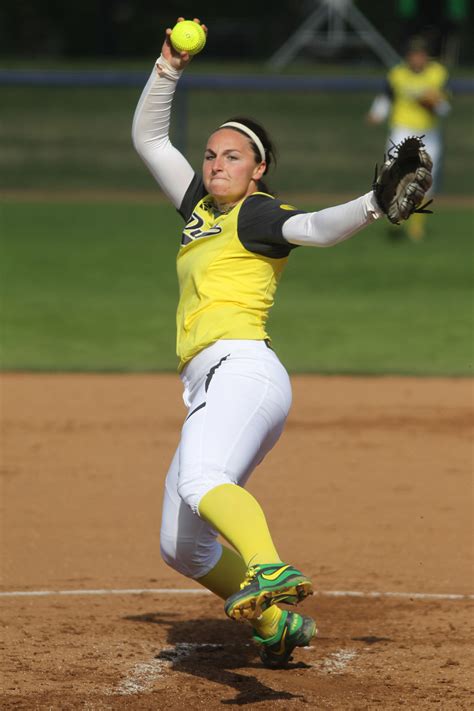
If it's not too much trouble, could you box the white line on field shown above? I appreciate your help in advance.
[0,588,208,597]
[1,587,472,600]
[112,642,357,694]
[314,648,358,675]
[113,660,166,695]
[112,644,224,696]
[322,590,474,601]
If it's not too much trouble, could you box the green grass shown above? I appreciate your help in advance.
[1,201,472,375]
[1,84,473,195]
[1,202,179,370]
[271,209,473,374]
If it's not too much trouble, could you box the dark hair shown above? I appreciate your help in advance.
[220,116,277,194]
[405,35,430,55]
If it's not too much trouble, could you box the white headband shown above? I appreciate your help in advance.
[219,121,266,163]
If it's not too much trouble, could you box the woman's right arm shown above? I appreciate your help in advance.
[366,80,393,125]
[132,20,204,209]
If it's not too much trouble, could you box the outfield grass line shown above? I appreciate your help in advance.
[1,587,473,600]
[1,188,473,207]
[0,364,474,385]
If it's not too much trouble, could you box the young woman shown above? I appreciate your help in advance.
[132,19,426,668]
[367,35,450,239]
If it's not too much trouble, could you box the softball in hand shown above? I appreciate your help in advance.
[170,20,206,55]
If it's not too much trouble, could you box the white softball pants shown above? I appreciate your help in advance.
[389,126,443,193]
[159,339,292,579]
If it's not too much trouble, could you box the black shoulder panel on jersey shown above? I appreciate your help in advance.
[178,173,207,222]
[237,193,305,258]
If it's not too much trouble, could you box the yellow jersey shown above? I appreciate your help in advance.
[175,177,303,371]
[387,60,449,131]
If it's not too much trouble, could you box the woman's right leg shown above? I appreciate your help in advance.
[159,445,285,640]
[160,448,316,668]
[176,342,313,621]
[160,447,224,582]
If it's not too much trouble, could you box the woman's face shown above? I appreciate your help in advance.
[203,128,266,206]
[407,49,428,73]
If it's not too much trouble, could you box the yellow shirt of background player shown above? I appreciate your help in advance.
[175,182,303,371]
[388,61,448,132]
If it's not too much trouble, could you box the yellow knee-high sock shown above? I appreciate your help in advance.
[197,545,247,599]
[197,544,283,639]
[252,604,284,639]
[407,212,426,240]
[198,483,281,566]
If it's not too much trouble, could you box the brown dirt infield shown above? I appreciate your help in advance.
[1,373,473,709]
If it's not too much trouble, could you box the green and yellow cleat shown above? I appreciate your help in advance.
[253,610,317,669]
[224,563,313,621]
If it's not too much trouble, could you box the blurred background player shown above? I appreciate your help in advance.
[367,36,451,240]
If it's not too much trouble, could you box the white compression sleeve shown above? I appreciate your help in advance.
[368,94,391,123]
[282,192,382,248]
[132,56,195,208]
[433,99,451,117]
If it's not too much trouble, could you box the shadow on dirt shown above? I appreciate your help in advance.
[125,611,308,706]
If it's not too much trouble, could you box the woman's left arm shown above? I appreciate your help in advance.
[282,192,382,247]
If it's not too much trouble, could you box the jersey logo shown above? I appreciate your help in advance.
[279,203,297,211]
[181,212,223,246]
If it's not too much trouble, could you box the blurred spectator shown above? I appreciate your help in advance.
[367,36,451,240]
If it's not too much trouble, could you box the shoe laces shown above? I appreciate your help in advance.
[240,565,258,589]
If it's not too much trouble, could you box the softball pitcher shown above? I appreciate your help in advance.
[132,18,426,668]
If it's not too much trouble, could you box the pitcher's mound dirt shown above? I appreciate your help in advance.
[1,373,473,709]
